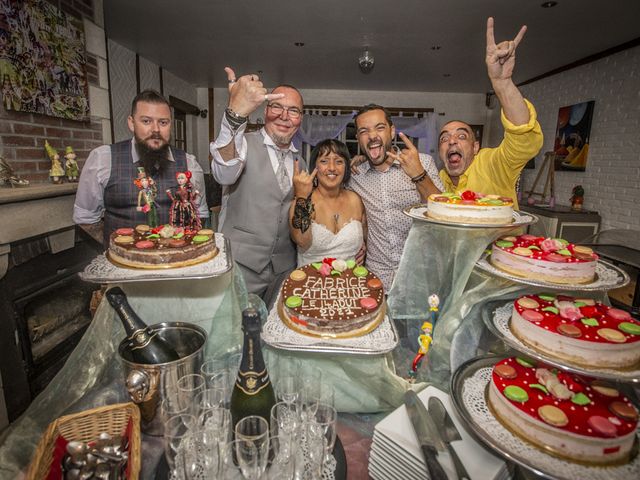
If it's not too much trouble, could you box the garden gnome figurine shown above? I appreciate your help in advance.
[64,146,79,182]
[570,185,584,211]
[45,140,64,184]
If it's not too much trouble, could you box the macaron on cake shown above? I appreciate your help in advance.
[427,190,514,224]
[488,356,639,465]
[491,234,598,284]
[279,258,385,338]
[108,224,217,268]
[511,294,640,368]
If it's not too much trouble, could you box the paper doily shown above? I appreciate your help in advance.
[262,293,398,354]
[488,303,640,382]
[456,361,640,480]
[475,255,630,291]
[80,234,231,283]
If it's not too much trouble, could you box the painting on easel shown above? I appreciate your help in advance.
[552,101,595,171]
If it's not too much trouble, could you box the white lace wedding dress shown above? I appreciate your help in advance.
[297,219,363,266]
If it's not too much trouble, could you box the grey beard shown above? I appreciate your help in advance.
[270,131,295,147]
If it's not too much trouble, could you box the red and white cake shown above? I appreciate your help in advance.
[511,294,640,368]
[108,224,217,268]
[491,234,598,284]
[427,190,514,224]
[488,356,639,465]
[279,258,385,338]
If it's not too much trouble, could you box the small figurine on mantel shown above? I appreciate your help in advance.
[0,156,29,187]
[134,167,159,227]
[570,185,584,211]
[166,170,201,231]
[45,140,64,184]
[64,146,79,182]
[408,294,440,382]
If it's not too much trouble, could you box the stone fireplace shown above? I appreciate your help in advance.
[0,184,99,427]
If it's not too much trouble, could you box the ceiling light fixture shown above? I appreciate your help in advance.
[358,48,375,74]
[541,1,558,7]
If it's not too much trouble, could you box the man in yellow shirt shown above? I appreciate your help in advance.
[439,18,544,208]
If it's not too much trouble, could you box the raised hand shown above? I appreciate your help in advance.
[386,133,424,179]
[292,159,317,199]
[225,66,285,117]
[350,154,366,174]
[485,17,527,82]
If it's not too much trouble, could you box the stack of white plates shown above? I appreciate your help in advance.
[369,386,510,480]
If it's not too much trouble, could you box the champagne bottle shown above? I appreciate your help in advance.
[230,307,276,430]
[106,287,180,364]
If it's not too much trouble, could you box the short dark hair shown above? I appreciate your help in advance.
[131,89,170,115]
[309,139,352,186]
[354,104,393,128]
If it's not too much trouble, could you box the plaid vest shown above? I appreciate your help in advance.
[103,140,187,246]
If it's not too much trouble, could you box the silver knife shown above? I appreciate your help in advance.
[429,396,471,480]
[404,390,448,480]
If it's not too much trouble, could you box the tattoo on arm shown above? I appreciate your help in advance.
[292,197,314,233]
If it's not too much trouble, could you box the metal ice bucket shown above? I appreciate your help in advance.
[118,321,207,436]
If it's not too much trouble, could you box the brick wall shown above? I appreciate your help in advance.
[488,45,640,231]
[0,0,103,184]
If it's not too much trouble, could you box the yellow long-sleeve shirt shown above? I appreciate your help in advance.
[439,100,543,209]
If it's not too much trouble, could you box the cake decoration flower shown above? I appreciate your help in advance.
[331,259,347,273]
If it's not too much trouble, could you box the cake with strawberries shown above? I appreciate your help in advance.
[490,234,598,284]
[427,190,514,224]
[488,356,639,465]
[279,258,385,338]
[108,224,217,268]
[511,294,640,368]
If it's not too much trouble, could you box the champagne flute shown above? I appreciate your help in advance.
[163,413,195,479]
[177,373,206,417]
[268,434,296,479]
[270,401,301,440]
[307,403,337,466]
[235,416,270,479]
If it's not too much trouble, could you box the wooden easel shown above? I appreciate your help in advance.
[525,152,555,205]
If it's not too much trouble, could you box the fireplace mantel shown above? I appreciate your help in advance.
[0,183,78,279]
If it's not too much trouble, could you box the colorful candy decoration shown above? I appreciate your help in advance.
[408,294,439,381]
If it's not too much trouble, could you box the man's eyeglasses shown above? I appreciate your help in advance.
[267,103,302,119]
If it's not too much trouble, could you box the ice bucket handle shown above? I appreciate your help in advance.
[126,369,152,403]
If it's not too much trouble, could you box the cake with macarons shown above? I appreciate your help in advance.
[426,190,514,224]
[488,356,639,465]
[108,224,217,268]
[279,257,385,338]
[490,234,598,284]
[511,293,640,368]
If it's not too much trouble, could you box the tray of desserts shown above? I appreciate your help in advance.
[475,253,630,291]
[80,234,232,283]
[402,204,537,228]
[486,302,640,383]
[262,293,399,354]
[451,354,640,480]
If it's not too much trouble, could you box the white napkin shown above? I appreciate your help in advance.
[371,386,507,480]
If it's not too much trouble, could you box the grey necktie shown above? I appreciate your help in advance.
[275,149,290,195]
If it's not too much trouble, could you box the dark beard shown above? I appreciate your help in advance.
[135,140,171,177]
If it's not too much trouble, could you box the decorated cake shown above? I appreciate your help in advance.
[279,258,385,338]
[511,294,640,368]
[427,190,514,224]
[491,234,598,284]
[488,356,639,465]
[108,224,217,268]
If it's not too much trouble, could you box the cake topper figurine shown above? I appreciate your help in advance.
[408,294,439,381]
[166,170,201,231]
[45,140,64,184]
[64,146,79,182]
[134,167,158,227]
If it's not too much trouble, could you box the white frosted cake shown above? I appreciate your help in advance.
[427,190,513,224]
[490,234,598,284]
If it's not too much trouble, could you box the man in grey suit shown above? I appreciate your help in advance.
[210,67,306,299]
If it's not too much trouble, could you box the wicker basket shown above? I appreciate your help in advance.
[26,402,141,480]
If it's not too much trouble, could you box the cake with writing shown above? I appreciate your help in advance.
[108,224,217,269]
[279,258,385,338]
[511,294,640,368]
[427,190,514,224]
[488,356,639,465]
[491,234,598,284]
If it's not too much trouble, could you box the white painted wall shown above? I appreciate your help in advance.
[487,46,640,231]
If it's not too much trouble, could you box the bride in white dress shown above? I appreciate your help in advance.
[289,139,367,266]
